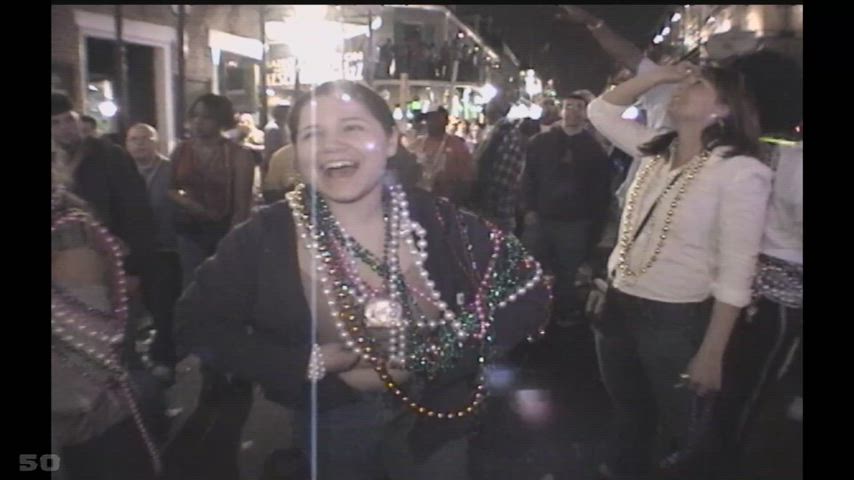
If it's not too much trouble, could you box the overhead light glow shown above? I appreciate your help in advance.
[98,101,118,118]
[371,16,382,31]
[653,35,664,44]
[662,26,671,36]
[481,83,498,103]
[671,12,682,22]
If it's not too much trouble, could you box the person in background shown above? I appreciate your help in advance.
[262,144,299,204]
[559,5,678,208]
[52,162,164,480]
[126,123,182,382]
[523,95,611,327]
[705,50,804,479]
[264,104,291,177]
[538,98,562,134]
[164,94,256,479]
[169,94,256,286]
[51,93,157,351]
[470,95,527,233]
[80,115,99,138]
[410,107,475,205]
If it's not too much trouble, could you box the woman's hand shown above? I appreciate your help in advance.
[684,348,724,397]
[170,190,220,221]
[651,62,698,84]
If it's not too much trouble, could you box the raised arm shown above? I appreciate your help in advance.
[558,6,643,71]
[588,64,691,157]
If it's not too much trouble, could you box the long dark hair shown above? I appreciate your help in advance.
[287,81,395,145]
[727,50,802,137]
[639,66,761,159]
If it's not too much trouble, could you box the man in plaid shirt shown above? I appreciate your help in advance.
[471,95,526,232]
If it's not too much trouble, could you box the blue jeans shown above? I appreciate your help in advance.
[294,392,470,480]
[523,219,591,321]
[593,289,712,479]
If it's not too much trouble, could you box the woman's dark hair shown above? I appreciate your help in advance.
[639,66,761,159]
[288,81,395,144]
[188,93,236,130]
[726,50,802,136]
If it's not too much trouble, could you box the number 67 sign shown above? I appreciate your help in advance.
[19,454,60,472]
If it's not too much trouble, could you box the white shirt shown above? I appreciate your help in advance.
[761,143,803,265]
[588,97,772,308]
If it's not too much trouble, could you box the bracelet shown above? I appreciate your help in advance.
[307,344,327,382]
[588,19,605,30]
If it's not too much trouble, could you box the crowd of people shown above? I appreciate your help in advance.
[375,32,489,83]
[51,6,801,480]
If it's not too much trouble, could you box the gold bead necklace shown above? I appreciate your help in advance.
[617,149,710,279]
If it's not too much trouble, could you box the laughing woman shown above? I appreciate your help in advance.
[174,80,550,480]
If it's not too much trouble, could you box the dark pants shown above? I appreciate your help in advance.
[61,418,157,480]
[524,219,590,321]
[593,288,711,478]
[162,367,254,480]
[147,251,182,366]
[177,227,228,288]
[715,297,802,477]
[294,392,470,480]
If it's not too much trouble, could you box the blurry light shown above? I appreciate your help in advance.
[707,16,716,24]
[341,93,352,102]
[88,84,99,92]
[662,26,671,36]
[393,108,403,121]
[371,16,382,30]
[293,5,328,21]
[508,104,529,120]
[266,89,275,96]
[484,366,515,391]
[653,35,664,44]
[671,12,682,22]
[529,104,543,120]
[458,32,465,39]
[622,106,640,120]
[481,83,498,103]
[98,101,118,118]
[512,389,554,426]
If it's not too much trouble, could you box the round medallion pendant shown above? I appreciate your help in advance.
[364,297,403,328]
